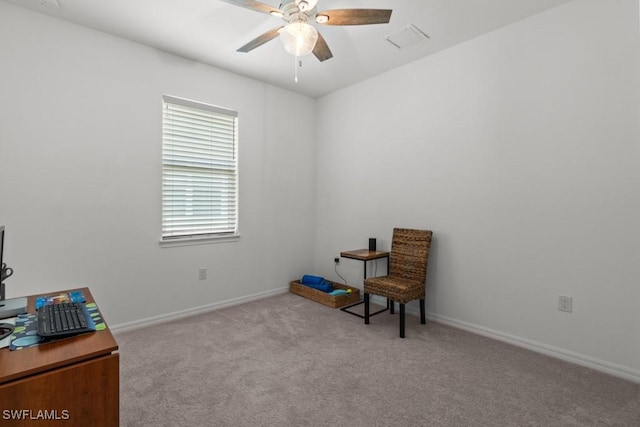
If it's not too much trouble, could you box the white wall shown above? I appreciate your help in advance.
[0,3,317,325]
[315,0,640,379]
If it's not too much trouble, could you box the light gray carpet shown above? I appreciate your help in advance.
[117,293,639,426]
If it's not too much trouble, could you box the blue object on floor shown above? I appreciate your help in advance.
[300,275,333,292]
[301,275,325,285]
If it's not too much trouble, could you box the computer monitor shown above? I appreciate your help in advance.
[0,225,26,314]
[0,225,5,300]
[0,225,4,272]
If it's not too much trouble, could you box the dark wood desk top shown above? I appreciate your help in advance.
[0,287,118,384]
[340,249,390,261]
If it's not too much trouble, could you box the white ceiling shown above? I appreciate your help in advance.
[5,0,572,98]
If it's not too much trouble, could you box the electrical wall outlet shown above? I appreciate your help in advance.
[558,295,572,313]
[199,268,207,280]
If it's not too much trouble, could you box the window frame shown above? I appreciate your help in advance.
[160,95,240,246]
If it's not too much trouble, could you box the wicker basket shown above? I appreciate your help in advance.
[290,280,360,308]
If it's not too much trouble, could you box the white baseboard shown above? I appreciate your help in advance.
[110,286,289,334]
[428,312,640,384]
[369,296,640,384]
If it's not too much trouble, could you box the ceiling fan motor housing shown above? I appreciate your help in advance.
[296,0,318,12]
[280,0,317,23]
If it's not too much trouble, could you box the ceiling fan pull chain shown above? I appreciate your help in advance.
[294,55,299,83]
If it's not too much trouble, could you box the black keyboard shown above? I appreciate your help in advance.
[37,302,94,338]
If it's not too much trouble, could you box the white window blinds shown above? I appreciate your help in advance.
[162,95,238,240]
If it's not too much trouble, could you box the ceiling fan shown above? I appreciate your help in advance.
[220,0,392,62]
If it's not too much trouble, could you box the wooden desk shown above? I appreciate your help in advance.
[339,249,390,318]
[0,288,119,426]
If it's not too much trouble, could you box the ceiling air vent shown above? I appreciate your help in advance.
[384,24,430,50]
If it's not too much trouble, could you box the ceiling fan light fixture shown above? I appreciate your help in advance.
[295,0,318,12]
[279,22,318,57]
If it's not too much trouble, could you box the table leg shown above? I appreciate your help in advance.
[340,258,389,319]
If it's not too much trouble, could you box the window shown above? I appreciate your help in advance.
[161,95,238,241]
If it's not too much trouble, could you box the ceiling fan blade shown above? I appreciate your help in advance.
[313,32,333,62]
[219,0,281,15]
[316,9,392,26]
[237,26,284,53]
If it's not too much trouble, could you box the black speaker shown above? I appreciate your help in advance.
[368,238,376,252]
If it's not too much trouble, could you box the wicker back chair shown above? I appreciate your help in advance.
[364,228,433,338]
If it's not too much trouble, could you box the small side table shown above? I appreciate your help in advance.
[339,249,390,319]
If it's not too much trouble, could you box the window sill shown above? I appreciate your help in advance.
[159,233,241,248]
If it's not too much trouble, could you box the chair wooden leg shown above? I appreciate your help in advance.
[390,299,395,314]
[420,299,426,324]
[399,303,405,338]
[364,293,370,324]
